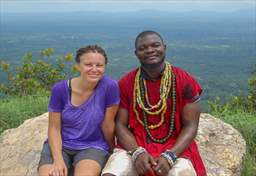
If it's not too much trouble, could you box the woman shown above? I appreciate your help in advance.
[38,45,120,176]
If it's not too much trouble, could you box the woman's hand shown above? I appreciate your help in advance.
[49,159,68,176]
[153,156,171,176]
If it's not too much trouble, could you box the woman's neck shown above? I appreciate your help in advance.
[75,77,96,92]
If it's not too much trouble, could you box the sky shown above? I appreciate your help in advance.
[1,0,255,13]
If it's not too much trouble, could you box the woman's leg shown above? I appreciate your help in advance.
[73,148,109,176]
[38,143,71,176]
[74,160,101,176]
[38,164,52,176]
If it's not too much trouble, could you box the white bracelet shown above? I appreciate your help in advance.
[131,146,147,163]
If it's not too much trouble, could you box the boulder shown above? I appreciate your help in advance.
[0,113,246,176]
[196,114,246,176]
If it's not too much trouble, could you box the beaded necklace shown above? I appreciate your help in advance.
[133,62,176,143]
[135,62,171,115]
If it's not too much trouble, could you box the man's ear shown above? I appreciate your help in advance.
[134,50,138,57]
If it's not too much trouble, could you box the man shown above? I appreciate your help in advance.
[102,31,206,176]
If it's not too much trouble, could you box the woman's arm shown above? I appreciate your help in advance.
[101,105,119,152]
[48,112,67,176]
[48,112,63,161]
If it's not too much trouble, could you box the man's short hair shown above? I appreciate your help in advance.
[135,30,164,49]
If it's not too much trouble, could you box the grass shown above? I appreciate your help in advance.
[0,93,49,134]
[209,104,256,176]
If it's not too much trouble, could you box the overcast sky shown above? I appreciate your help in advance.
[1,0,255,13]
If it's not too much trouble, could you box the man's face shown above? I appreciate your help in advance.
[135,34,166,69]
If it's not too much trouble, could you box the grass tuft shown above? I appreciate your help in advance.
[0,92,48,134]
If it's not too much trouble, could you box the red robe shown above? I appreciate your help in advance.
[117,66,207,176]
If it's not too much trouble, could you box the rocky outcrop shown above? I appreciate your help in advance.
[0,113,48,176]
[0,113,246,176]
[196,114,246,176]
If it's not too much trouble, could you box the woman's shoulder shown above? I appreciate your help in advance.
[51,79,68,91]
[98,75,119,91]
[100,75,118,85]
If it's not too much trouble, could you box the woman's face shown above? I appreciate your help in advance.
[76,52,106,84]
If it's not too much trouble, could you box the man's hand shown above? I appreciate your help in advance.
[134,152,157,175]
[153,156,171,176]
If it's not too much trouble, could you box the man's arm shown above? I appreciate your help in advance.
[115,107,138,151]
[169,101,201,156]
[115,107,156,175]
[153,101,201,176]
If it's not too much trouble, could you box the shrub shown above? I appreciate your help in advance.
[0,48,76,96]
[208,63,256,176]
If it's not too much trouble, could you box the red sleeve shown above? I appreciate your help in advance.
[118,74,133,110]
[174,67,203,106]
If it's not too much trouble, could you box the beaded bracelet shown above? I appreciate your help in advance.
[131,146,147,163]
[127,148,137,156]
[165,150,177,162]
[160,150,177,167]
[161,152,174,167]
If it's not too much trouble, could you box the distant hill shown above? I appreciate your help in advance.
[1,10,255,107]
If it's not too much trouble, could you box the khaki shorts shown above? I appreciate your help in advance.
[102,148,197,176]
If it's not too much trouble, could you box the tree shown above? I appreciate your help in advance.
[0,48,76,96]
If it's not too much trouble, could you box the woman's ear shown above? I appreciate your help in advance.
[75,64,80,72]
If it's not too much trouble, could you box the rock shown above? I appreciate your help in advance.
[196,114,246,176]
[0,113,246,176]
[0,113,48,176]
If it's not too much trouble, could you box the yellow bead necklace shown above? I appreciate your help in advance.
[133,62,173,129]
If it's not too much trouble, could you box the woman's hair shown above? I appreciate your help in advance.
[75,45,108,64]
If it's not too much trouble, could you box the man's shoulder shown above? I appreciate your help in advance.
[119,68,138,82]
[172,66,194,78]
[172,66,187,74]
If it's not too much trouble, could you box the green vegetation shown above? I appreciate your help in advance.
[0,48,76,133]
[209,101,256,175]
[208,64,256,175]
[0,48,76,96]
[0,92,48,133]
[0,48,255,174]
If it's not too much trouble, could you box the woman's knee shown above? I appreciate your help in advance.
[74,159,101,176]
[38,164,52,176]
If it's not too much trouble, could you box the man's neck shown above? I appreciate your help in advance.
[141,62,165,80]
